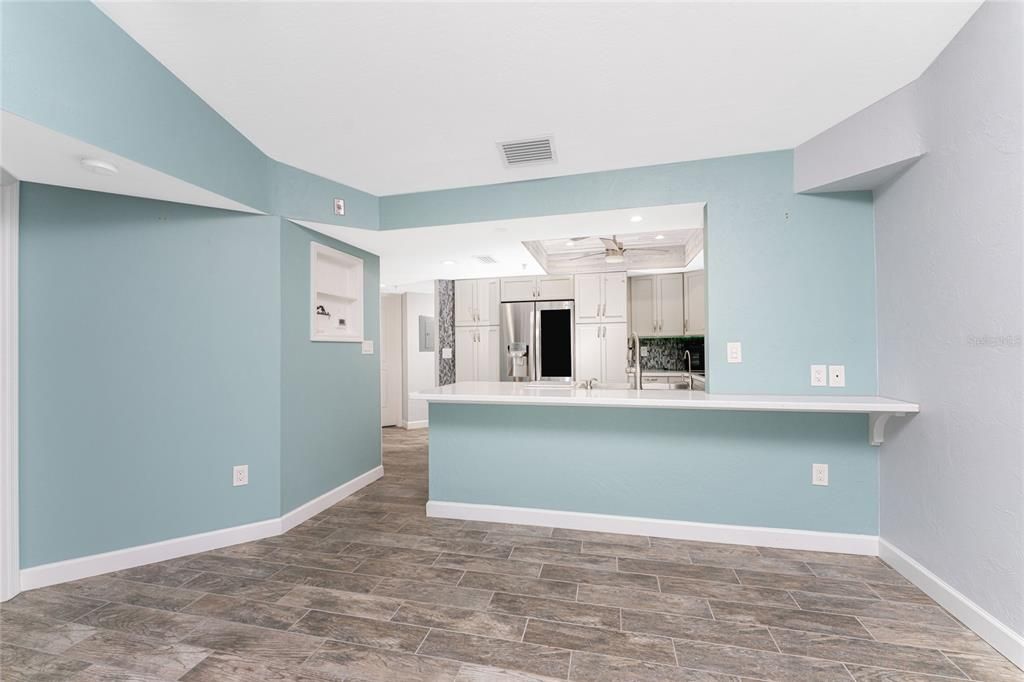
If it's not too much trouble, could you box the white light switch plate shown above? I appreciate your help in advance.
[233,465,249,487]
[442,347,453,359]
[812,463,829,486]
[361,340,374,354]
[828,365,845,387]
[811,365,827,387]
[727,342,742,363]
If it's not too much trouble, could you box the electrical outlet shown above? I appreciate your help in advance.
[812,463,829,486]
[727,342,742,363]
[233,465,248,487]
[810,365,827,387]
[828,365,846,387]
[441,347,453,359]
[640,346,649,357]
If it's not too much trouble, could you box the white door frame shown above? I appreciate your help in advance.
[1,171,20,601]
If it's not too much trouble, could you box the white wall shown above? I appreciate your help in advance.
[402,292,435,427]
[794,2,1023,666]
[877,0,1023,643]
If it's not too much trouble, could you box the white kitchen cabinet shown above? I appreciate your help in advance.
[500,275,574,302]
[684,270,706,336]
[575,322,628,384]
[574,272,627,324]
[454,278,499,327]
[455,325,499,381]
[629,274,684,336]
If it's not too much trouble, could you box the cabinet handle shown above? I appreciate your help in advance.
[596,304,601,317]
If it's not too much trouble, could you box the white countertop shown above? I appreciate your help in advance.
[413,381,919,415]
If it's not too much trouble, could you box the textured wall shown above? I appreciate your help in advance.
[435,280,456,385]
[873,2,1024,637]
[18,185,282,567]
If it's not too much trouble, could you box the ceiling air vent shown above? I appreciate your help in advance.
[474,255,498,264]
[499,136,556,167]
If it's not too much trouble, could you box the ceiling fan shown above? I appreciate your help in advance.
[565,236,668,264]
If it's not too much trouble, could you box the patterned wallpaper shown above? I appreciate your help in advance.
[435,279,456,385]
[640,336,705,373]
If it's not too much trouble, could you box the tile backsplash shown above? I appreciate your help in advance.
[641,336,705,372]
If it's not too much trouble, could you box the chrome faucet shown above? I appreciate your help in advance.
[683,350,692,391]
[630,332,643,390]
[578,377,599,390]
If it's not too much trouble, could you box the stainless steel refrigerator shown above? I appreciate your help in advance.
[499,300,575,383]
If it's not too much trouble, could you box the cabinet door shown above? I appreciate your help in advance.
[454,326,478,380]
[537,275,574,300]
[629,277,657,336]
[477,326,500,381]
[454,280,478,326]
[684,270,706,336]
[575,324,603,383]
[602,323,629,384]
[478,279,500,326]
[500,277,537,302]
[574,274,602,324]
[602,272,628,323]
[657,273,686,336]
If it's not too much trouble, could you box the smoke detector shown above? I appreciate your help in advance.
[498,137,556,167]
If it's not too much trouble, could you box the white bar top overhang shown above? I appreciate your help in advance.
[414,381,919,446]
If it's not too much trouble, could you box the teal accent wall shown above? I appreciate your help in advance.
[380,152,877,396]
[429,403,878,535]
[1,0,378,229]
[18,185,382,568]
[280,221,381,513]
[19,184,282,567]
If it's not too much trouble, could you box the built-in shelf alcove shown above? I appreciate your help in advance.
[310,242,363,342]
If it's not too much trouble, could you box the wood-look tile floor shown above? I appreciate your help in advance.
[3,428,1021,681]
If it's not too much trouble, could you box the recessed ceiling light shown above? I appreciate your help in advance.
[80,158,118,176]
[565,240,575,247]
[630,215,643,223]
[655,234,665,240]
[442,260,456,266]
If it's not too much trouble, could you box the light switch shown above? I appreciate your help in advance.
[828,365,845,387]
[727,342,742,363]
[361,340,374,355]
[442,347,453,359]
[810,365,827,387]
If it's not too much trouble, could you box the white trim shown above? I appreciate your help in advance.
[402,419,429,430]
[427,500,879,556]
[280,465,383,533]
[20,466,382,591]
[1,174,19,601]
[879,539,1024,670]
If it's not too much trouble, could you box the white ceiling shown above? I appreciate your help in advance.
[1,112,262,214]
[96,2,979,197]
[295,203,705,288]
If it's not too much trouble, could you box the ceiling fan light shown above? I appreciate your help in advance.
[605,253,625,264]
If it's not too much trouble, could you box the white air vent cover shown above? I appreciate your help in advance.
[474,255,498,264]
[499,137,556,167]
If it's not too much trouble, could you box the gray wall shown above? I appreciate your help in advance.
[874,2,1023,637]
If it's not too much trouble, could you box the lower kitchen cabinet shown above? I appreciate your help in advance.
[455,325,499,381]
[575,322,628,384]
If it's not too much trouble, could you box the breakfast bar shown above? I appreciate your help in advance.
[415,382,919,553]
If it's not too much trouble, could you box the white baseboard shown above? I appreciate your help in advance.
[879,539,1024,670]
[402,420,428,430]
[427,500,879,556]
[280,466,383,532]
[19,466,383,592]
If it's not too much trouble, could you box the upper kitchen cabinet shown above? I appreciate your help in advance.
[500,275,574,302]
[684,270,706,336]
[629,273,685,337]
[455,278,499,327]
[575,272,627,324]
